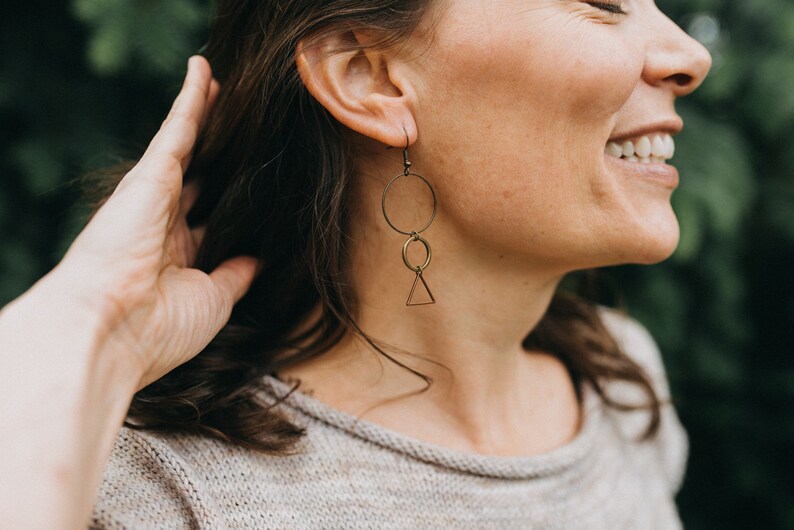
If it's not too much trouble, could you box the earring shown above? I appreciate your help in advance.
[381,129,437,306]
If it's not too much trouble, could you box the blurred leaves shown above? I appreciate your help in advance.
[609,1,794,528]
[0,0,791,529]
[672,103,754,262]
[72,0,207,76]
[0,0,208,300]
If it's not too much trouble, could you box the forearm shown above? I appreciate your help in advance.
[0,56,247,529]
[0,272,143,530]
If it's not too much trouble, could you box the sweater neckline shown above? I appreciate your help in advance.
[261,374,604,480]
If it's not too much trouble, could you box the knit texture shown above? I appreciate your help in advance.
[91,310,689,529]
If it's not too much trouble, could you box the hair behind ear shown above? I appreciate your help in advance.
[116,0,662,455]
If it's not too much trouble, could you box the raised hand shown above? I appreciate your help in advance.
[0,55,261,530]
[44,55,258,391]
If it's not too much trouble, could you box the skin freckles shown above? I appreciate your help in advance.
[0,5,718,525]
[404,0,706,270]
[285,0,711,457]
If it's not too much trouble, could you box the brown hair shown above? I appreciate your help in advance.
[119,0,663,453]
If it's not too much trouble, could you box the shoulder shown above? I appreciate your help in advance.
[597,306,673,399]
[595,306,690,495]
[91,426,225,530]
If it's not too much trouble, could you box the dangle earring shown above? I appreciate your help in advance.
[381,129,437,306]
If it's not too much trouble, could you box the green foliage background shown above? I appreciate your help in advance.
[1,1,791,527]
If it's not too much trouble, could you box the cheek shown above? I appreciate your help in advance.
[425,10,642,126]
[413,7,649,261]
[418,9,644,190]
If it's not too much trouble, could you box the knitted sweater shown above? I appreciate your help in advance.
[91,311,689,529]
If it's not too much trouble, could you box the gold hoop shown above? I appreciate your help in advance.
[381,172,437,236]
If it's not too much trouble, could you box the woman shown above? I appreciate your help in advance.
[0,0,711,528]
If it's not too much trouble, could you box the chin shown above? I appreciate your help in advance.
[632,240,679,264]
[613,191,682,262]
[590,210,680,267]
[625,220,680,264]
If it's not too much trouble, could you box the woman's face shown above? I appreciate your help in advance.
[407,0,712,270]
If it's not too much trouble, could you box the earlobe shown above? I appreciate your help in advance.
[295,31,417,148]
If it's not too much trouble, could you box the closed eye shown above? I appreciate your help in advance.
[585,2,628,15]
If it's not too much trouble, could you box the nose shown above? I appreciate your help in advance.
[642,8,713,97]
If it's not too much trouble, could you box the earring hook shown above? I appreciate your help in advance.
[384,126,413,175]
[402,127,412,175]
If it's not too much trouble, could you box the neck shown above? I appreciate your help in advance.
[357,237,560,376]
[278,161,581,455]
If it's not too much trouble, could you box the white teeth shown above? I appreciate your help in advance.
[605,133,676,163]
[665,135,675,159]
[635,137,652,158]
[606,142,623,157]
[651,135,667,157]
[622,141,635,157]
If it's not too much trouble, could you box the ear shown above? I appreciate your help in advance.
[296,29,418,147]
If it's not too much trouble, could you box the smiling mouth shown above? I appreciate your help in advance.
[604,133,675,163]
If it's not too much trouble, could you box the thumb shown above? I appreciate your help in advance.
[208,255,261,315]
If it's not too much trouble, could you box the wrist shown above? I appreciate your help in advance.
[0,269,145,530]
[1,267,146,395]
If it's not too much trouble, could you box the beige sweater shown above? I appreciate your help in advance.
[91,311,688,529]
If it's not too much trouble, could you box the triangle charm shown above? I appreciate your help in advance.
[406,272,436,306]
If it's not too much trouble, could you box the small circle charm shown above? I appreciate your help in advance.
[402,234,432,272]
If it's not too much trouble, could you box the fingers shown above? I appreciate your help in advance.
[190,225,207,249]
[134,257,260,390]
[146,56,212,169]
[176,180,201,223]
[120,56,212,200]
[183,77,221,171]
[203,256,260,335]
[102,57,216,239]
[209,256,261,314]
[199,78,221,132]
